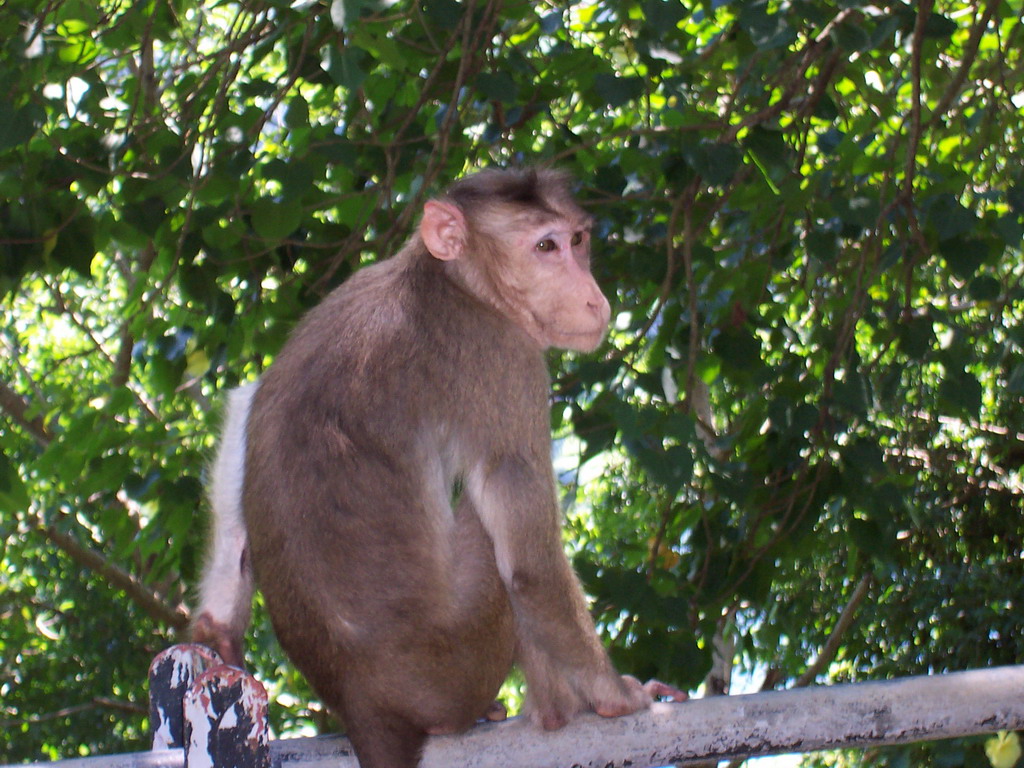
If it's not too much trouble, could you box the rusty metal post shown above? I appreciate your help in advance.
[183,665,270,768]
[149,644,223,751]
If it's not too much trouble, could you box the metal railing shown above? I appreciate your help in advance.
[11,645,1024,768]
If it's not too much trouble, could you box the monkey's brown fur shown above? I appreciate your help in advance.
[201,169,676,768]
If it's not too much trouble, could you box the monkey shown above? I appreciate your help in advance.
[192,167,683,768]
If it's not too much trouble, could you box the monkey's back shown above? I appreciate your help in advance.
[241,248,538,734]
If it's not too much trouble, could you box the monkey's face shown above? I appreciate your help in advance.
[509,215,612,352]
[420,193,612,352]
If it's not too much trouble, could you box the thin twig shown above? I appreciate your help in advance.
[795,574,872,687]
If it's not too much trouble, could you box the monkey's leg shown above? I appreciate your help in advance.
[470,455,650,728]
[449,493,514,635]
[343,705,427,768]
[417,493,514,731]
[293,489,514,764]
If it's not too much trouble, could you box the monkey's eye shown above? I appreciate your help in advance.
[571,231,585,247]
[535,238,557,252]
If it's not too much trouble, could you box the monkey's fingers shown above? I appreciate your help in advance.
[643,679,687,702]
[483,700,508,722]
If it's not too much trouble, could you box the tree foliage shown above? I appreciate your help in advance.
[1,0,1023,762]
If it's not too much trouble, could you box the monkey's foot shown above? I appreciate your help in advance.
[191,612,246,668]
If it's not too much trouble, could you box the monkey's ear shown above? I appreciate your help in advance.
[420,200,467,261]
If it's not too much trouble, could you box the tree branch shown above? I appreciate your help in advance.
[0,379,51,446]
[927,0,1000,130]
[29,511,190,631]
[795,574,872,688]
[903,0,932,200]
[0,696,146,728]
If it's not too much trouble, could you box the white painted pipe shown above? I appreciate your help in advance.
[12,665,1024,768]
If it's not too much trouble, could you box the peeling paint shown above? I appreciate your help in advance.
[151,715,175,752]
[149,645,223,752]
[180,665,270,768]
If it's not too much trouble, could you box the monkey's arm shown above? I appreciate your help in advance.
[470,455,654,729]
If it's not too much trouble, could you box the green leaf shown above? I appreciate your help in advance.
[55,2,99,25]
[323,46,367,90]
[122,196,168,235]
[834,191,880,229]
[56,214,96,278]
[1008,184,1024,215]
[939,237,989,280]
[993,214,1023,246]
[264,158,317,202]
[644,0,687,34]
[685,141,742,186]
[696,354,721,384]
[476,72,519,104]
[879,242,904,271]
[744,127,789,191]
[737,556,776,605]
[928,194,977,241]
[897,315,935,359]
[251,198,303,241]
[832,20,872,52]
[849,517,888,557]
[833,371,872,417]
[627,441,694,497]
[285,96,310,130]
[593,74,644,108]
[202,217,244,249]
[59,36,99,64]
[594,164,627,195]
[939,370,983,416]
[738,1,796,50]
[968,275,1001,302]
[922,12,957,39]
[805,229,838,262]
[843,438,884,477]
[423,0,462,29]
[1007,364,1024,395]
[713,328,762,371]
[56,18,91,36]
[0,452,29,513]
[125,470,160,501]
[0,104,44,152]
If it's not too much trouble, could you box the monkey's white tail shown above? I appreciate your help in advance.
[193,382,258,664]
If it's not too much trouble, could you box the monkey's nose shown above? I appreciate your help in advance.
[588,295,612,323]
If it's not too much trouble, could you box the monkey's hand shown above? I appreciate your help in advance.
[591,674,687,719]
[526,672,686,730]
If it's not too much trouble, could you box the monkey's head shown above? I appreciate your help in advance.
[419,168,612,352]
